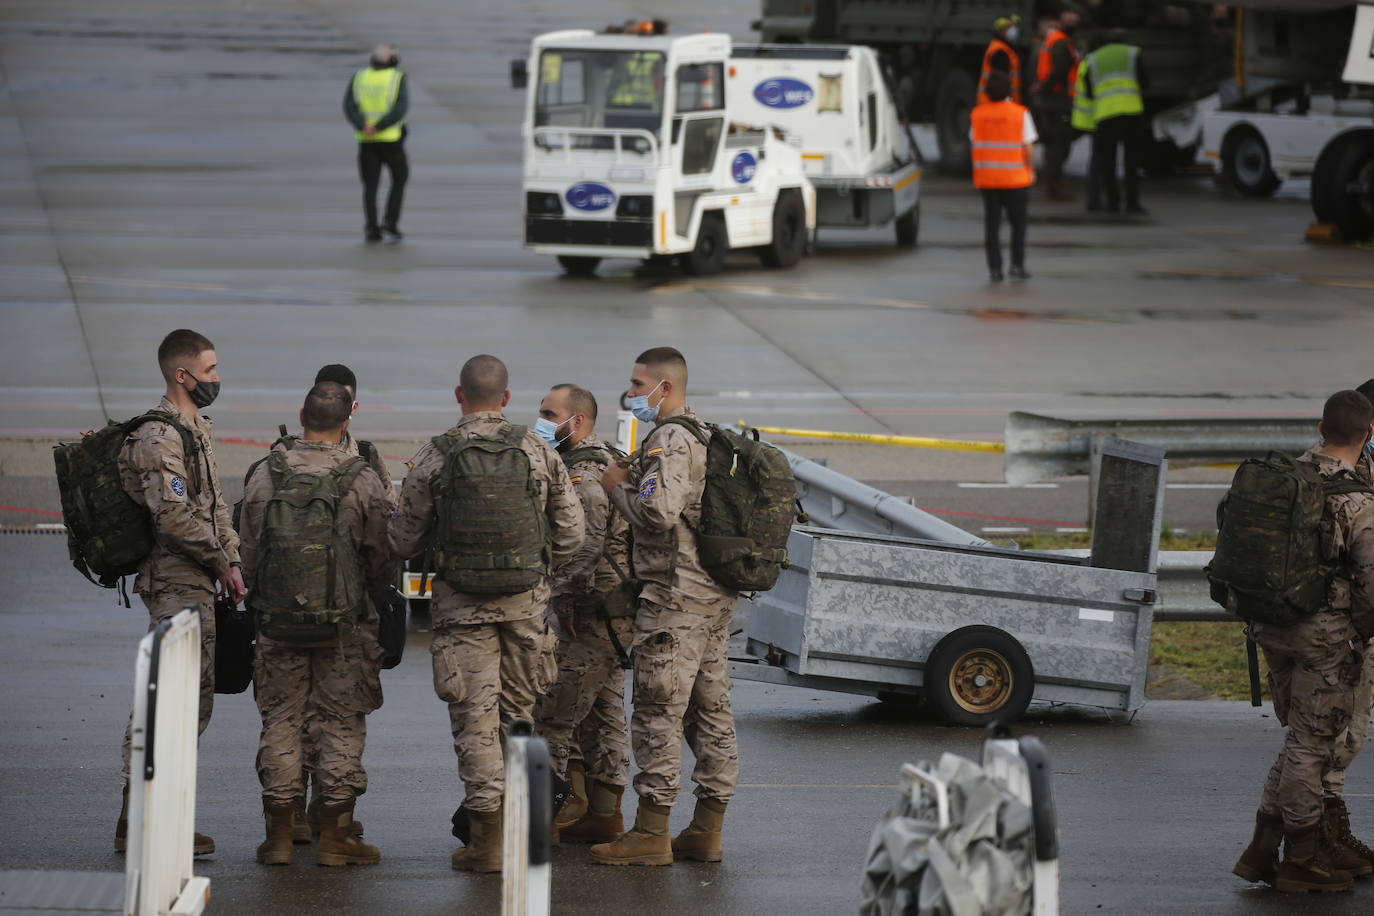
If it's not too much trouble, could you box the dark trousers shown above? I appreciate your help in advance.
[1033,100,1072,183]
[980,187,1029,272]
[1092,114,1143,210]
[1084,132,1102,209]
[358,141,408,230]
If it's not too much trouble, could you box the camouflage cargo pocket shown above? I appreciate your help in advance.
[633,630,677,705]
[432,647,466,704]
[537,630,558,695]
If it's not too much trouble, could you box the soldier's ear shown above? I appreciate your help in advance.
[454,386,465,406]
[500,390,511,409]
[299,408,306,430]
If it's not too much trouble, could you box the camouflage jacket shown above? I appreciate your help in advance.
[609,405,735,612]
[388,410,585,625]
[238,438,397,628]
[552,433,632,613]
[1305,449,1374,638]
[117,396,239,595]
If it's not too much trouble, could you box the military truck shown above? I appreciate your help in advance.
[754,0,1233,172]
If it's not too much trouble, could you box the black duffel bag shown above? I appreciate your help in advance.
[214,594,256,694]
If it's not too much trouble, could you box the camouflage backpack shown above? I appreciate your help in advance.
[430,423,550,596]
[658,418,803,592]
[234,425,387,530]
[249,451,369,642]
[54,411,199,598]
[1206,452,1373,626]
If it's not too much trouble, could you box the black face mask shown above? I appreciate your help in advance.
[1062,25,1077,37]
[182,370,220,409]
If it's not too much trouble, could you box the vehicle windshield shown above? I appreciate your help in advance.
[535,49,666,135]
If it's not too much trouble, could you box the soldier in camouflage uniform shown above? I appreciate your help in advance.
[294,364,396,844]
[389,355,584,872]
[592,347,739,867]
[238,382,395,866]
[1234,390,1374,893]
[531,384,635,844]
[114,329,245,856]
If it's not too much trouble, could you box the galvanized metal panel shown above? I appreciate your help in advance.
[0,870,123,915]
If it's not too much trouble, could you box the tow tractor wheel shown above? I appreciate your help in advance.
[895,204,919,247]
[759,190,806,269]
[1311,132,1374,240]
[681,212,727,276]
[1221,126,1281,198]
[557,255,601,276]
[925,626,1034,726]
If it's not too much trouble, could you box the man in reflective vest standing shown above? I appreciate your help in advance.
[970,71,1036,282]
[1082,29,1149,214]
[1072,36,1104,211]
[976,15,1021,107]
[343,45,409,243]
[1029,9,1079,202]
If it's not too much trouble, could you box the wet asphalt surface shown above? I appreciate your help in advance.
[5,0,1374,912]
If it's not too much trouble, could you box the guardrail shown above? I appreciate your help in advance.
[1048,549,1225,622]
[125,608,210,916]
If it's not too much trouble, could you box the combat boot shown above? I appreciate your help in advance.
[256,800,296,865]
[589,800,672,866]
[555,764,589,831]
[1327,796,1374,871]
[116,784,214,855]
[561,780,625,844]
[308,791,363,840]
[1320,797,1373,877]
[450,807,503,873]
[672,797,726,863]
[1232,811,1283,884]
[316,801,379,866]
[292,797,311,844]
[1274,824,1354,893]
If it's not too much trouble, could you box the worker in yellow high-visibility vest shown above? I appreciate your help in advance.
[343,45,410,242]
[1071,35,1104,212]
[1081,29,1149,215]
[607,52,663,110]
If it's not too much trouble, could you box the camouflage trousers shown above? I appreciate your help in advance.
[1323,635,1374,798]
[537,606,633,785]
[432,613,546,814]
[299,614,384,792]
[122,590,215,782]
[630,600,739,808]
[255,632,371,806]
[1255,611,1362,831]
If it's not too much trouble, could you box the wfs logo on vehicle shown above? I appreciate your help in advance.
[731,151,757,184]
[753,78,814,109]
[565,182,616,212]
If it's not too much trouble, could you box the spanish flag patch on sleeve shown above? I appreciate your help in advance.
[569,475,582,484]
[646,446,664,458]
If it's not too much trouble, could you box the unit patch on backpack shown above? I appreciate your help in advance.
[249,452,369,643]
[1206,451,1373,627]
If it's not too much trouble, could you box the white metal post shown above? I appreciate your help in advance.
[502,723,551,916]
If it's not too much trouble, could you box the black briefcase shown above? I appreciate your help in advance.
[213,594,256,694]
[378,587,406,670]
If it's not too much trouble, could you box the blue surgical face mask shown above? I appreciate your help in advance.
[1006,25,1020,42]
[534,415,574,448]
[626,380,665,423]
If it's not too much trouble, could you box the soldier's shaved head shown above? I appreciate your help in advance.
[1322,389,1373,447]
[302,382,353,434]
[459,354,509,409]
[550,383,598,423]
[157,329,215,382]
[634,346,688,389]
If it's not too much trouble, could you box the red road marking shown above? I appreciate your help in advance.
[0,505,64,517]
[218,437,411,464]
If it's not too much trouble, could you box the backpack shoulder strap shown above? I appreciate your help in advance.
[331,455,370,495]
[131,411,202,490]
[564,445,612,467]
[656,415,711,448]
[265,447,291,489]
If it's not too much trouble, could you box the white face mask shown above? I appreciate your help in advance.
[1006,25,1020,42]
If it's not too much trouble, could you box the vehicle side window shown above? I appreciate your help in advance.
[676,63,724,113]
[681,117,724,174]
[867,91,878,150]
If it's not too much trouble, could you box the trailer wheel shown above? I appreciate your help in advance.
[759,191,806,269]
[1311,132,1374,240]
[681,212,727,276]
[925,626,1034,727]
[1221,126,1281,198]
[557,255,601,276]
[895,204,919,247]
[934,69,976,176]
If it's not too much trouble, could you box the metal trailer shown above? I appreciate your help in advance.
[730,438,1167,726]
[727,44,923,246]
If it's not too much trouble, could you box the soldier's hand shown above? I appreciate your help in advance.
[219,565,247,604]
[556,609,577,639]
[601,460,629,494]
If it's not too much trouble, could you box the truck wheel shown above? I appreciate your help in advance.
[1311,132,1374,240]
[681,212,727,276]
[759,191,806,269]
[895,204,920,247]
[1221,126,1281,198]
[934,69,976,176]
[924,626,1034,727]
[557,255,601,276]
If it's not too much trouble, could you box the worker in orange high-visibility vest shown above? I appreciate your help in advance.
[976,15,1022,106]
[1030,8,1079,201]
[970,71,1037,282]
